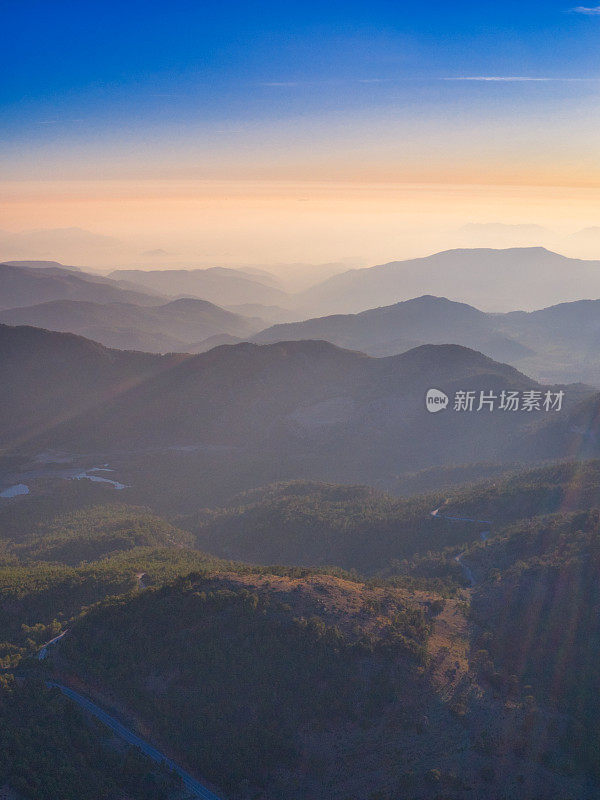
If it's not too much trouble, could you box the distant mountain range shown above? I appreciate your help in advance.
[0,325,594,492]
[254,293,600,385]
[7,254,600,384]
[0,261,296,352]
[2,259,83,272]
[0,297,263,353]
[224,302,298,324]
[109,247,600,316]
[0,262,163,309]
[110,266,290,307]
[296,247,600,314]
[255,295,532,362]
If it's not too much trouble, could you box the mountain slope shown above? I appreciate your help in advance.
[464,509,600,779]
[0,297,261,353]
[255,295,532,363]
[187,460,600,571]
[59,572,432,796]
[110,266,290,307]
[35,339,546,454]
[190,481,472,571]
[2,259,82,272]
[498,298,600,383]
[58,566,600,799]
[5,463,600,799]
[256,293,600,385]
[0,263,163,309]
[0,325,592,494]
[296,247,600,315]
[0,324,175,450]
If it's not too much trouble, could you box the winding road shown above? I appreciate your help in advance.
[430,506,492,526]
[37,630,68,660]
[431,503,492,587]
[35,500,488,798]
[47,681,223,800]
[454,553,477,587]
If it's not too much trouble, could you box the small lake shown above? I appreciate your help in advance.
[0,483,30,498]
[0,463,128,498]
[73,468,127,490]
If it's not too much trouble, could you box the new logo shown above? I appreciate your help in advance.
[425,388,449,413]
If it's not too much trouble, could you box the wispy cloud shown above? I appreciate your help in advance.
[444,76,599,82]
[259,76,600,89]
[571,5,600,13]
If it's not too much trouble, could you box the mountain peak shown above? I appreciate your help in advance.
[162,296,222,311]
[298,246,597,315]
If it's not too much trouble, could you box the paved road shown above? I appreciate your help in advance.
[47,681,222,800]
[430,507,492,525]
[454,553,477,587]
[431,504,493,587]
[37,630,69,660]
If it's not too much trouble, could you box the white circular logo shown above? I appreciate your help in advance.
[425,388,449,413]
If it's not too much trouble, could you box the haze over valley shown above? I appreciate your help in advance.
[5,238,600,800]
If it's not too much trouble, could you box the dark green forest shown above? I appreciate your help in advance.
[0,675,179,800]
[468,509,600,776]
[3,461,600,797]
[62,576,430,790]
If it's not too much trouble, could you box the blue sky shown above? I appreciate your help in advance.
[2,1,600,265]
[4,0,600,141]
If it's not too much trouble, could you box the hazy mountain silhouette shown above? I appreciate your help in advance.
[0,297,262,353]
[110,266,290,307]
[0,326,592,488]
[225,303,298,324]
[296,247,600,314]
[492,299,600,384]
[256,293,600,385]
[255,295,533,363]
[2,260,83,272]
[188,333,246,352]
[0,263,164,309]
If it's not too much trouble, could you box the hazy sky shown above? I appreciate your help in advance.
[3,0,600,265]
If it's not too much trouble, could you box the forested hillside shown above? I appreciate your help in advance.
[62,573,430,793]
[465,510,600,777]
[0,676,179,800]
[186,462,600,571]
[4,457,600,797]
[2,324,594,501]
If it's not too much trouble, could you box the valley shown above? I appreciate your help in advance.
[5,462,600,798]
[2,254,600,799]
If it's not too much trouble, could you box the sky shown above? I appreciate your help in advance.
[2,0,600,267]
